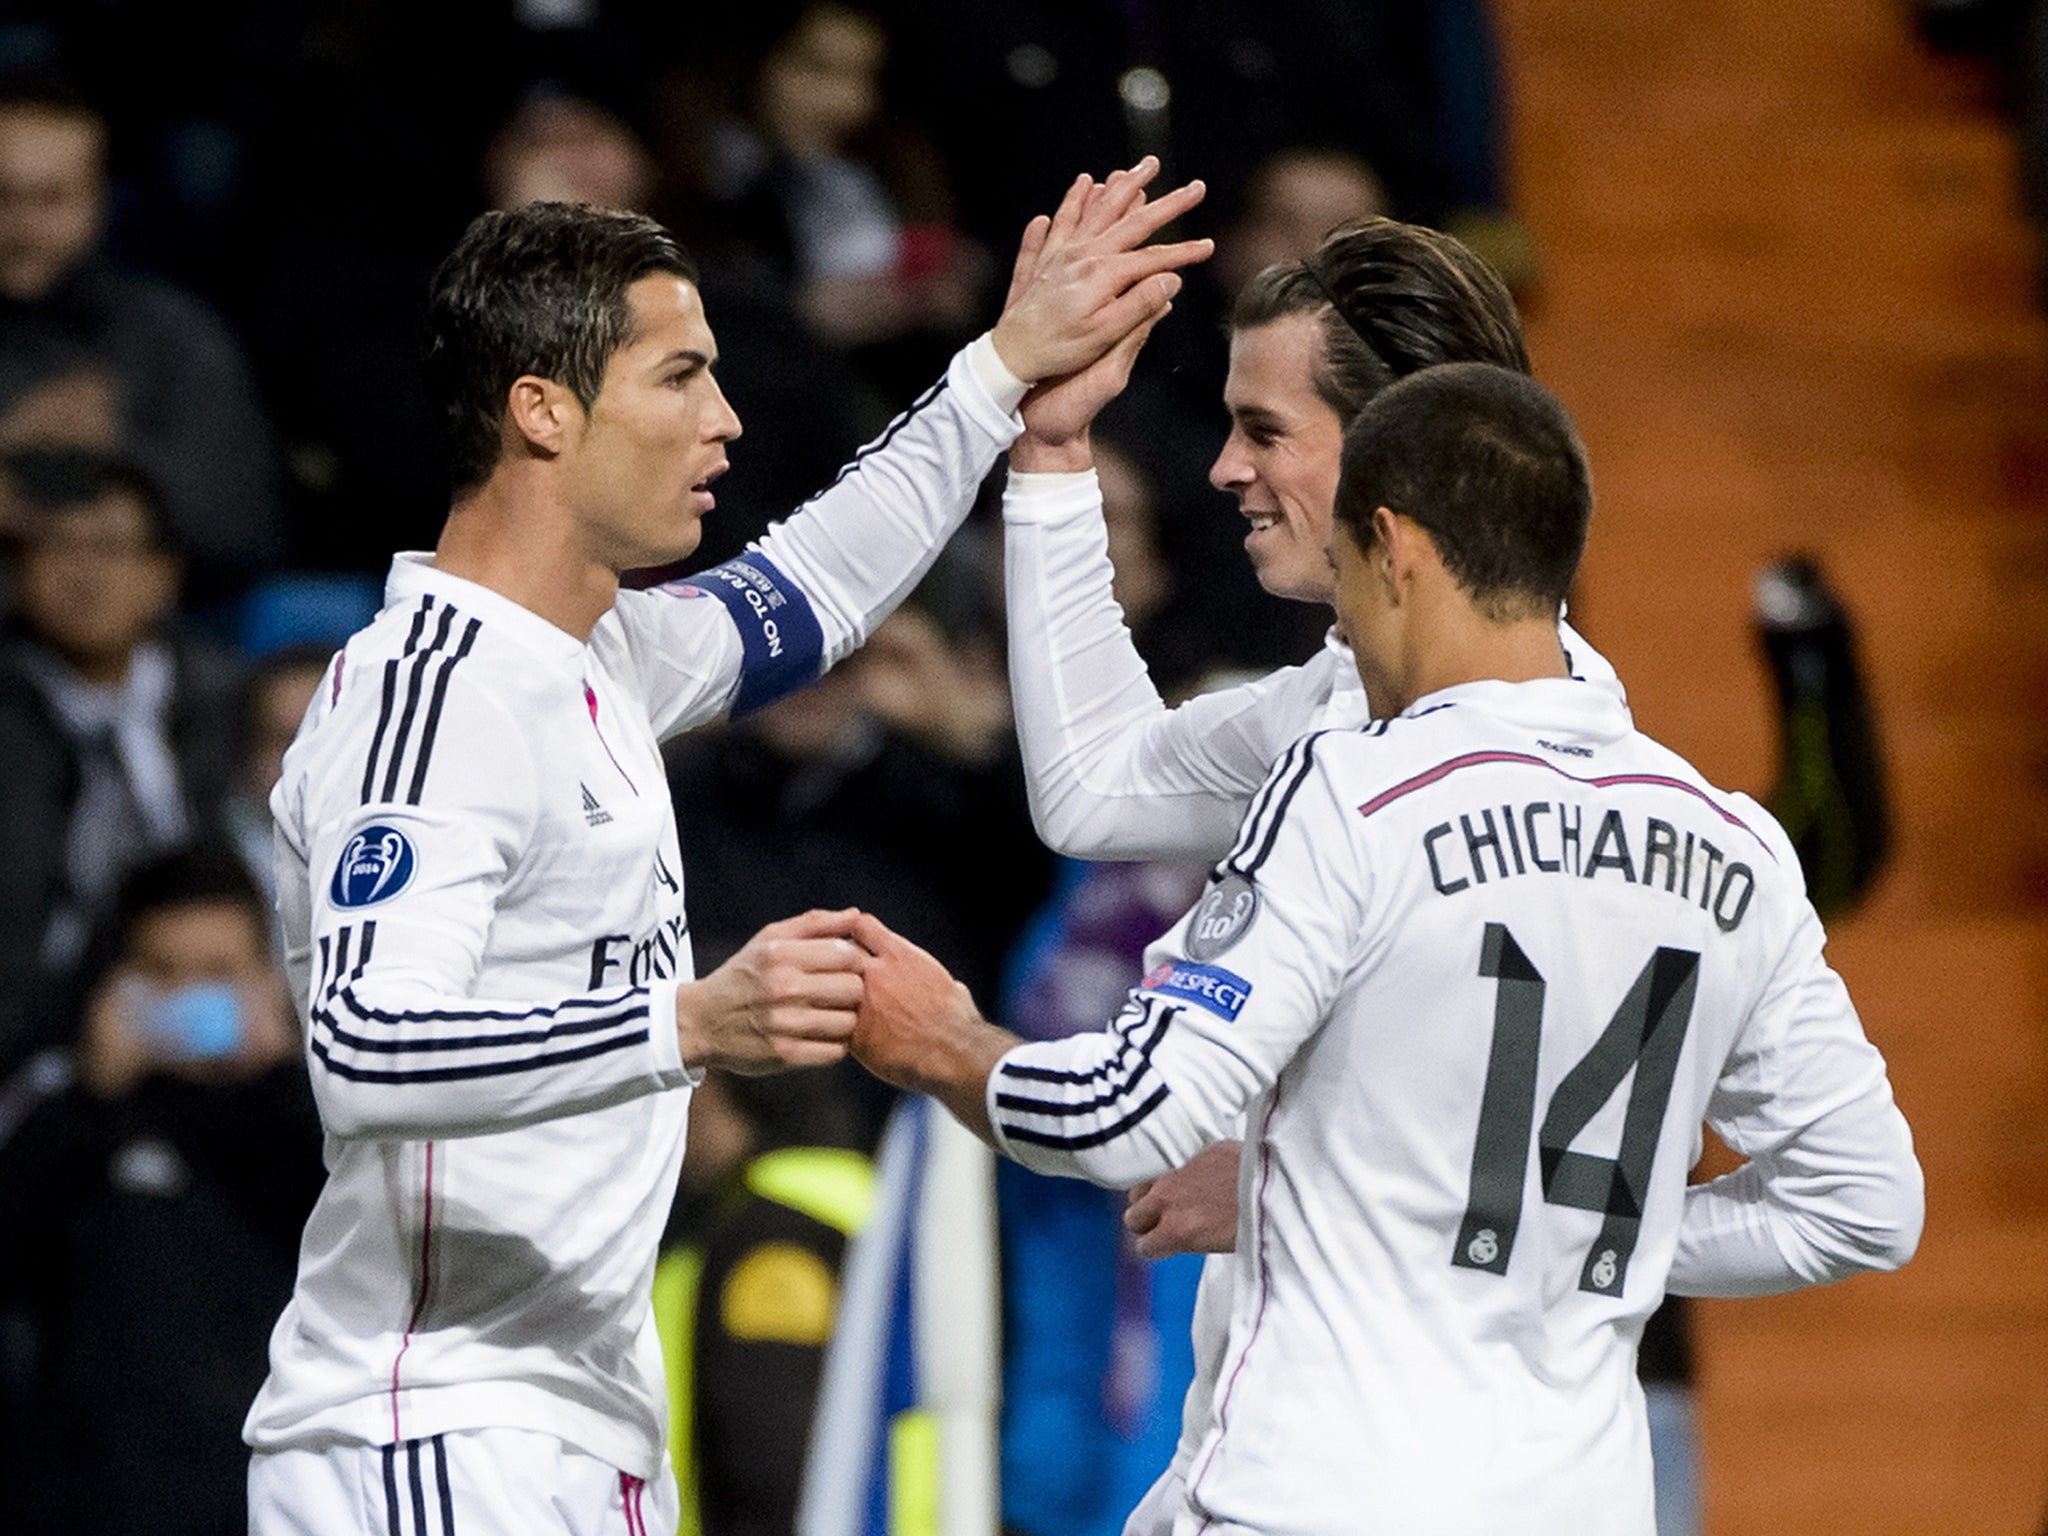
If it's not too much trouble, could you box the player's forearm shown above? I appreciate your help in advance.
[984,1002,1251,1188]
[879,1018,1017,1146]
[1667,1095,1923,1297]
[752,338,1024,669]
[306,972,693,1140]
[1003,471,1263,861]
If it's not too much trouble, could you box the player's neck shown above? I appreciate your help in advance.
[1386,607,1569,715]
[434,484,620,643]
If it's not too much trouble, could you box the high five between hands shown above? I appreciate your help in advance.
[671,159,1208,1089]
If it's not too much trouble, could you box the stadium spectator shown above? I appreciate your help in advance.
[486,89,658,215]
[0,67,282,603]
[653,1069,872,1536]
[0,845,321,1536]
[1211,148,1390,303]
[883,1,1508,268]
[703,3,991,402]
[0,448,240,1076]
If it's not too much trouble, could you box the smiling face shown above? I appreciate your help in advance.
[1209,313,1346,604]
[559,274,742,570]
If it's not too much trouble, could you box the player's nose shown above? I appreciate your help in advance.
[1209,430,1251,494]
[707,374,742,442]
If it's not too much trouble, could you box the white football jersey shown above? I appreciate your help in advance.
[247,341,1026,1479]
[987,676,1921,1536]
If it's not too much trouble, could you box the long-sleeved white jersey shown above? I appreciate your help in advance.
[1002,465,1631,1528]
[244,340,1025,1480]
[987,676,1923,1535]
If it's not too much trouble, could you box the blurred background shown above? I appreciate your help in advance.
[0,0,2041,1532]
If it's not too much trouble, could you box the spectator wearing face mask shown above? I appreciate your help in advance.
[0,844,322,1536]
[0,447,242,1078]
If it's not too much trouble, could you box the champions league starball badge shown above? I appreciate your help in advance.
[1185,871,1260,961]
[330,824,418,909]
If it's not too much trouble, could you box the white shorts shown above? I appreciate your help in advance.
[248,1427,680,1536]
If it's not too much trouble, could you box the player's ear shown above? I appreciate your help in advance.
[504,375,580,458]
[1372,506,1407,593]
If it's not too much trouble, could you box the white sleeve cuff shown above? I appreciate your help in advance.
[647,977,704,1088]
[964,331,1031,419]
[984,1045,1026,1161]
[1002,466,1102,526]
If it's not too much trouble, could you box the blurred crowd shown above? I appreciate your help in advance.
[0,3,1657,1534]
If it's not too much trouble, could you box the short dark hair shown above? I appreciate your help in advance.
[116,844,267,947]
[3,445,177,554]
[1232,217,1530,425]
[0,65,104,129]
[1334,363,1591,620]
[423,201,698,496]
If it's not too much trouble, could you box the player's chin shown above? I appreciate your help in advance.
[1249,546,1330,605]
[647,508,704,565]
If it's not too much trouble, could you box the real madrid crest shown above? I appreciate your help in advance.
[1185,871,1259,961]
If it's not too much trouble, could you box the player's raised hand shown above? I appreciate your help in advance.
[675,908,868,1075]
[1011,304,1170,469]
[1124,1139,1243,1257]
[990,157,1210,387]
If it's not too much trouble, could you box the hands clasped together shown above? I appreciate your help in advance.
[674,905,985,1083]
[674,905,1241,1258]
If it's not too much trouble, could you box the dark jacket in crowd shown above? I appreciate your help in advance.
[0,1066,324,1536]
[0,634,243,1075]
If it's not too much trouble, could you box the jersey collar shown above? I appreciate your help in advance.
[1397,675,1635,743]
[385,553,588,668]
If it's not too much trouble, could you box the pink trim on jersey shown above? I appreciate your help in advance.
[619,1473,647,1536]
[1191,1080,1287,1527]
[1356,750,1775,859]
[585,686,641,796]
[389,1140,437,1441]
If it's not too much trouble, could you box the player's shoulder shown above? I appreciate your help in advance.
[1618,728,1800,877]
[278,592,536,821]
[1293,689,1508,797]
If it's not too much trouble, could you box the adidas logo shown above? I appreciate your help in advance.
[581,783,614,827]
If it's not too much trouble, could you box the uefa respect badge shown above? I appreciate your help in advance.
[330,824,418,909]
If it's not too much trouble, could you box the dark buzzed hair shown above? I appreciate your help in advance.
[116,844,267,946]
[3,445,177,554]
[1334,363,1591,620]
[1232,217,1530,424]
[0,65,103,128]
[424,201,698,496]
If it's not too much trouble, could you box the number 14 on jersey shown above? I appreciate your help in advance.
[1452,923,1700,1297]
